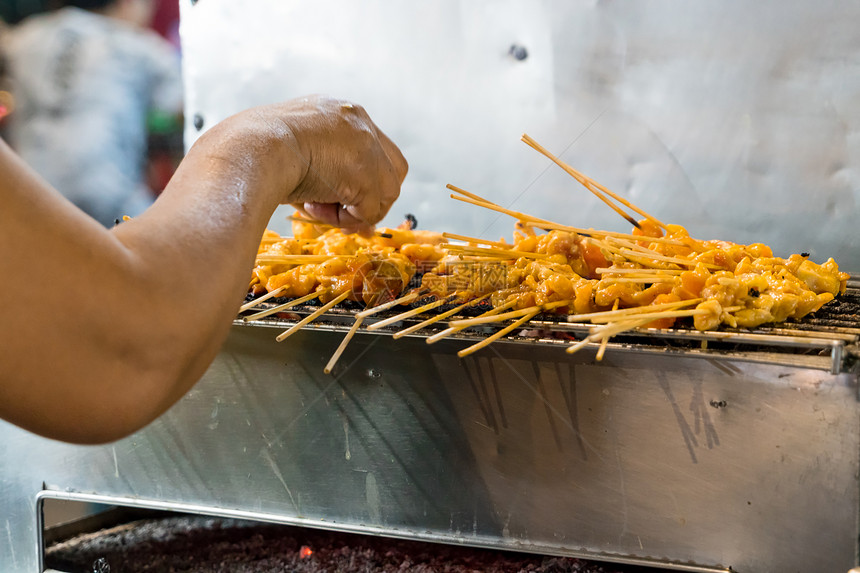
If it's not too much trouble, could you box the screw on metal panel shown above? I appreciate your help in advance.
[508,44,528,61]
[193,113,204,131]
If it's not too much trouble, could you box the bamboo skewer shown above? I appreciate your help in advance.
[324,316,364,374]
[589,308,707,324]
[242,289,329,322]
[566,316,655,356]
[444,244,550,260]
[566,303,745,356]
[447,192,685,253]
[275,290,351,342]
[255,254,356,264]
[564,298,703,324]
[442,232,512,249]
[450,194,557,227]
[596,267,684,275]
[426,299,519,345]
[448,300,571,328]
[523,221,686,246]
[445,184,502,207]
[616,248,720,270]
[239,285,286,312]
[392,294,491,339]
[457,309,541,358]
[596,300,621,360]
[367,293,458,331]
[354,289,429,319]
[521,134,668,230]
[600,277,677,284]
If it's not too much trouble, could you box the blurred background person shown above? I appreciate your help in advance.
[1,0,182,227]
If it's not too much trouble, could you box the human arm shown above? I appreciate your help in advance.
[0,96,407,444]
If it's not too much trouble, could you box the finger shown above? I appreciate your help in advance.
[303,201,372,232]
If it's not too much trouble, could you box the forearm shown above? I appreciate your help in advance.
[0,96,406,443]
[107,113,303,421]
[0,118,299,443]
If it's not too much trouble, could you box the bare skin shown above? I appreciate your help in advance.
[0,95,407,444]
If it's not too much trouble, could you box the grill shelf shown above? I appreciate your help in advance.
[239,278,860,375]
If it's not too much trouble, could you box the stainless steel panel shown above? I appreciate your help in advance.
[180,0,860,272]
[2,325,858,572]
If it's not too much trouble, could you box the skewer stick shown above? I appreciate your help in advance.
[354,289,429,319]
[392,294,491,339]
[565,298,703,323]
[600,277,677,284]
[566,316,654,355]
[442,232,512,249]
[616,248,720,270]
[324,316,364,374]
[449,193,560,228]
[596,267,684,275]
[255,254,356,264]
[524,221,686,246]
[426,299,519,345]
[448,300,571,328]
[521,134,668,230]
[239,285,287,312]
[457,309,541,358]
[368,293,458,331]
[275,290,351,342]
[520,135,642,229]
[596,300,621,360]
[243,289,329,322]
[444,244,550,260]
[590,308,706,324]
[445,184,501,207]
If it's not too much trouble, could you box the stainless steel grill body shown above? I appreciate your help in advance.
[2,309,858,572]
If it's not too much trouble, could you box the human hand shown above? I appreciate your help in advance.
[273,95,408,233]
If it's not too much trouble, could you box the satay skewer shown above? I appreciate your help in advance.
[367,293,459,331]
[354,289,430,319]
[570,304,745,357]
[445,184,503,207]
[600,277,677,284]
[567,316,655,356]
[453,298,702,329]
[521,133,668,231]
[448,300,572,328]
[426,299,519,345]
[392,294,491,339]
[242,288,329,322]
[457,309,542,358]
[255,254,356,264]
[443,244,550,260]
[596,300,622,360]
[442,233,512,249]
[596,267,684,275]
[447,187,557,227]
[522,221,686,246]
[447,192,685,250]
[275,290,352,342]
[323,316,364,374]
[239,285,287,312]
[563,298,703,324]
